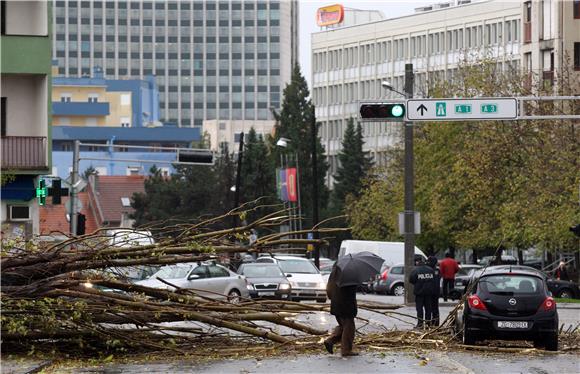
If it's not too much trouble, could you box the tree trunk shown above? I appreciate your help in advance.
[517,249,524,265]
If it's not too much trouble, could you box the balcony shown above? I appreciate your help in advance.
[52,102,110,116]
[1,136,48,170]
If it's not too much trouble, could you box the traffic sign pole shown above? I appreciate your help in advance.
[403,63,415,306]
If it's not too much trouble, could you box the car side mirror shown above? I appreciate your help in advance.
[188,274,200,280]
[285,274,292,278]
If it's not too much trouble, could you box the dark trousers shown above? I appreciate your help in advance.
[325,316,355,354]
[415,295,432,327]
[430,294,440,326]
[442,278,454,301]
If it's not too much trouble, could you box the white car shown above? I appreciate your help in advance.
[135,262,250,303]
[256,256,327,302]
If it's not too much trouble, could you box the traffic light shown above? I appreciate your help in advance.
[177,150,214,165]
[76,213,86,236]
[36,179,47,206]
[359,103,406,121]
[570,224,580,238]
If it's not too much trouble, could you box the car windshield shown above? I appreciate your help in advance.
[479,275,542,295]
[152,265,192,279]
[242,266,284,278]
[278,259,319,274]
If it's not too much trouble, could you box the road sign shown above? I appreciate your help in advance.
[406,98,518,121]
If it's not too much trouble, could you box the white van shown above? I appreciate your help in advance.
[338,240,427,267]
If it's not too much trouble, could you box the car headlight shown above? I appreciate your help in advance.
[279,283,291,290]
[318,282,326,289]
[246,284,255,290]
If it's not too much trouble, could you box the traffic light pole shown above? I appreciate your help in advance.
[403,63,416,305]
[70,140,80,236]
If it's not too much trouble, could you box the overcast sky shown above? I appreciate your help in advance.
[298,0,436,87]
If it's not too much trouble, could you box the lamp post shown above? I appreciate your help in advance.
[276,138,302,239]
[381,64,415,305]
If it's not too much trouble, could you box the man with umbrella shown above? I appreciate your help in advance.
[323,252,384,357]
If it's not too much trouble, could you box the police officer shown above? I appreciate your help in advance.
[410,257,436,328]
[427,256,440,327]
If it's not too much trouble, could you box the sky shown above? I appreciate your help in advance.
[298,0,435,87]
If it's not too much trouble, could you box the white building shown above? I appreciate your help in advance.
[311,0,579,185]
[202,119,274,152]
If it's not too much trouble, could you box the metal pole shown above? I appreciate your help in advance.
[233,132,244,227]
[403,63,415,305]
[311,115,320,269]
[294,152,303,238]
[70,140,80,236]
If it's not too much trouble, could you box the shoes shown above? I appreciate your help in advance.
[342,351,360,357]
[324,340,334,354]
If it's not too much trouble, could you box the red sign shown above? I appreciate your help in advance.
[286,168,297,202]
[316,4,344,27]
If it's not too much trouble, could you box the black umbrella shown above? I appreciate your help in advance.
[334,251,384,287]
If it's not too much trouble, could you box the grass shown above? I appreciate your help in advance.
[555,297,580,304]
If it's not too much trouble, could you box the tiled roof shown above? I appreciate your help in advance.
[91,175,146,224]
[39,193,98,235]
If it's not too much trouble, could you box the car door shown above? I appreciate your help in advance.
[184,265,211,297]
[207,265,232,295]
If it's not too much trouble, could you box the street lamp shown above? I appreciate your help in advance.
[276,137,302,238]
[381,80,409,99]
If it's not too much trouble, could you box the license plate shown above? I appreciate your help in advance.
[497,321,528,329]
[259,291,275,296]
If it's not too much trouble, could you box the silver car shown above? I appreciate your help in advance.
[373,264,406,296]
[135,262,250,303]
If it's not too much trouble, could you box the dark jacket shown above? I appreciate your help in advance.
[327,266,358,318]
[427,256,441,297]
[410,264,437,296]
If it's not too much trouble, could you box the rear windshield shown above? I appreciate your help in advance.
[478,275,542,295]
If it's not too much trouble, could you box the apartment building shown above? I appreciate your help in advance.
[1,1,52,238]
[311,0,579,186]
[52,0,298,129]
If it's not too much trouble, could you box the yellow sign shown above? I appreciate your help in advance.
[317,4,344,27]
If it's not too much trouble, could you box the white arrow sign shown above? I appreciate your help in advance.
[406,98,518,121]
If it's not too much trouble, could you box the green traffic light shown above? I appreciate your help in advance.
[391,105,404,117]
[36,179,47,206]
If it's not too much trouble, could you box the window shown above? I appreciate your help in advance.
[88,93,99,103]
[85,118,97,126]
[575,0,580,19]
[575,43,580,70]
[60,93,72,102]
[190,265,208,279]
[120,94,131,106]
[525,1,532,22]
[1,97,6,137]
[208,265,229,278]
[121,196,132,206]
[9,206,30,221]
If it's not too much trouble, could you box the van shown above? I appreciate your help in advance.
[338,240,427,267]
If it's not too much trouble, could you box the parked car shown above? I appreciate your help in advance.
[546,278,580,299]
[373,263,406,296]
[256,256,327,302]
[339,240,427,268]
[135,262,250,303]
[317,258,335,284]
[455,265,559,351]
[478,255,518,267]
[237,263,292,300]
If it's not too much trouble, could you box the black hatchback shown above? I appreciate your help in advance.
[455,266,558,351]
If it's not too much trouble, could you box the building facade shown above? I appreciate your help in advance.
[1,1,52,238]
[52,0,298,128]
[53,66,160,128]
[311,0,579,186]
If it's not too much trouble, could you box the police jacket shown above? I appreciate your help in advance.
[409,264,437,296]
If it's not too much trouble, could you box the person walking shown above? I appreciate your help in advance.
[439,252,459,302]
[323,265,359,357]
[410,258,436,329]
[427,256,440,327]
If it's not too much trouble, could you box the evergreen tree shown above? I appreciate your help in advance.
[240,128,276,204]
[272,64,329,227]
[331,118,373,213]
[213,142,236,214]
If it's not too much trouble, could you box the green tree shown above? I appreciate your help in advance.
[272,63,329,227]
[330,118,373,213]
[213,142,236,214]
[240,128,276,204]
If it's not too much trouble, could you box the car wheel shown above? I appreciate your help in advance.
[557,289,572,299]
[462,320,476,345]
[545,333,558,351]
[316,298,327,303]
[392,284,405,297]
[227,289,241,304]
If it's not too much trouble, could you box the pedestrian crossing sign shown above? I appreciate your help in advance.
[436,102,447,117]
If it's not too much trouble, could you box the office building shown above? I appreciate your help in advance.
[311,0,579,185]
[52,0,299,129]
[1,1,52,238]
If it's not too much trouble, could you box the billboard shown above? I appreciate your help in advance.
[277,167,298,202]
[316,4,344,27]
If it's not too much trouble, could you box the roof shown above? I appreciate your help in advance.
[39,192,98,235]
[90,175,146,224]
[52,126,201,143]
[474,265,546,278]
